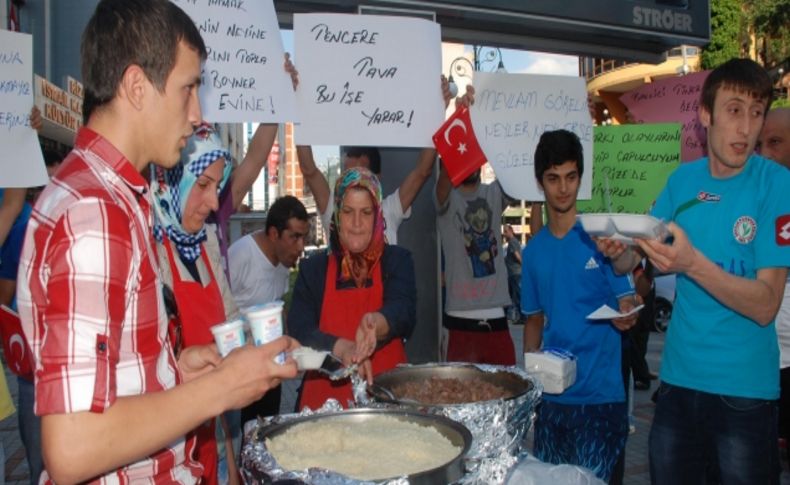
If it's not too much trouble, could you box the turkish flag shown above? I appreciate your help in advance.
[432,106,487,187]
[8,4,19,32]
[0,305,33,380]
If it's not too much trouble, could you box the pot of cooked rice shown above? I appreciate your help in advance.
[257,408,472,484]
[364,363,542,477]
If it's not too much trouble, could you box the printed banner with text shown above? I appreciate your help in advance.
[294,13,443,147]
[0,30,48,187]
[620,70,709,163]
[577,123,681,214]
[174,0,297,122]
[471,72,593,200]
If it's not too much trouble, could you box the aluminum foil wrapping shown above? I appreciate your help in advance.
[357,363,543,484]
[241,365,541,484]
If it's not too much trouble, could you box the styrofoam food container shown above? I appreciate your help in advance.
[211,318,246,357]
[290,347,329,370]
[524,348,577,394]
[611,214,669,241]
[243,301,285,364]
[576,213,616,237]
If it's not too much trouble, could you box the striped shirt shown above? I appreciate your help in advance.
[17,128,201,484]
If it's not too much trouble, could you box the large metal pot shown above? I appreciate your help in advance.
[369,364,534,407]
[254,408,473,484]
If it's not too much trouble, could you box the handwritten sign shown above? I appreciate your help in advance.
[173,0,297,122]
[620,70,709,162]
[294,13,443,147]
[0,30,47,187]
[577,124,681,214]
[471,72,593,200]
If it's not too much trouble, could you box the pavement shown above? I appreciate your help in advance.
[2,368,30,485]
[2,328,787,484]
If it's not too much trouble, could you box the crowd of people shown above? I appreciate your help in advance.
[0,1,789,484]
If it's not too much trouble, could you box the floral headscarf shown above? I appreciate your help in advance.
[329,167,386,288]
[152,123,232,262]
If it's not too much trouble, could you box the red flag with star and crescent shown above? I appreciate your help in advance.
[0,305,33,380]
[8,3,20,32]
[432,106,487,187]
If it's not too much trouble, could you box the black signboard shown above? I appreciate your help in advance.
[274,0,710,62]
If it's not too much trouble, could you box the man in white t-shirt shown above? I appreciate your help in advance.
[228,195,309,421]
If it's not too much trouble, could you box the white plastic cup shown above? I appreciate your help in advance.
[243,301,285,364]
[210,318,246,357]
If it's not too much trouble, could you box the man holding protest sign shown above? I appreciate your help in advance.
[434,86,516,365]
[600,58,790,484]
[16,1,297,483]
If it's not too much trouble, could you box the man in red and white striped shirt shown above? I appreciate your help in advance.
[17,1,298,483]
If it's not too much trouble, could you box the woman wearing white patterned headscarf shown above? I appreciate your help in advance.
[150,122,238,485]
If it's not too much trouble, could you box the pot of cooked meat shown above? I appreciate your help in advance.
[369,364,534,406]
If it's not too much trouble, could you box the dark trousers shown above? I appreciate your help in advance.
[780,367,790,462]
[649,382,779,485]
[630,288,654,383]
[609,336,631,485]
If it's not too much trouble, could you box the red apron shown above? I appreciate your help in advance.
[165,237,224,485]
[299,256,407,410]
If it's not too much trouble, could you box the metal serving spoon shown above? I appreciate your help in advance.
[290,348,357,381]
[315,352,358,381]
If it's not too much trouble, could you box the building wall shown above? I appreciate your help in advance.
[12,0,95,84]
[378,148,440,363]
[283,123,304,199]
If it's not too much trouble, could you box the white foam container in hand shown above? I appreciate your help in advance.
[577,213,668,244]
[524,348,577,394]
[211,318,246,357]
[243,301,285,364]
[576,213,616,237]
[610,214,669,240]
[290,347,329,370]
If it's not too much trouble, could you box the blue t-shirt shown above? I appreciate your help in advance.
[0,188,33,282]
[651,155,790,399]
[521,223,634,405]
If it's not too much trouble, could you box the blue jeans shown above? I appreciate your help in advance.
[17,377,43,485]
[649,382,779,485]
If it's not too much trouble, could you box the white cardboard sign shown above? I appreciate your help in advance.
[0,30,48,187]
[173,0,297,123]
[294,13,444,147]
[471,72,593,200]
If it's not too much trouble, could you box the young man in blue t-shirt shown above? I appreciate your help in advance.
[521,129,638,481]
[601,58,790,484]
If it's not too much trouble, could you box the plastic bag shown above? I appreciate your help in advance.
[504,454,605,485]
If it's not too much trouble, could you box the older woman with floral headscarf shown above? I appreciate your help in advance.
[288,166,416,410]
[151,123,237,485]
